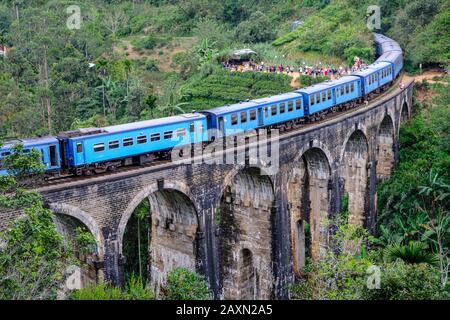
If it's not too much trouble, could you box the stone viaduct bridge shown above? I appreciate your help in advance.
[0,80,414,299]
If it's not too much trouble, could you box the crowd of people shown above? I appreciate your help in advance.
[221,56,369,79]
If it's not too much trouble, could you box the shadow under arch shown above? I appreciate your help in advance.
[340,129,369,227]
[376,114,395,181]
[118,181,202,293]
[218,166,275,300]
[398,100,410,134]
[288,147,332,276]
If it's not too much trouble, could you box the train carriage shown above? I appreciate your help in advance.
[296,76,361,115]
[201,92,304,139]
[0,137,61,176]
[59,113,208,172]
[377,51,403,78]
[353,62,393,96]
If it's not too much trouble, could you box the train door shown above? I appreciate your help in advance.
[49,145,59,168]
[75,142,85,165]
[257,108,264,127]
[218,116,225,139]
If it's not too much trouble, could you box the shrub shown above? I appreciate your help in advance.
[162,268,211,300]
[362,261,445,300]
[134,36,157,50]
[69,275,154,300]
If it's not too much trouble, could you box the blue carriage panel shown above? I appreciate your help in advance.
[373,62,394,86]
[0,137,61,174]
[296,83,335,115]
[200,101,260,139]
[377,51,403,78]
[323,76,361,106]
[252,92,304,126]
[353,67,382,96]
[65,114,207,166]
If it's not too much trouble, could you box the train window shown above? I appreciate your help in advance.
[327,90,332,100]
[322,92,326,102]
[189,122,195,133]
[250,109,257,120]
[137,135,147,144]
[49,145,58,166]
[316,94,320,104]
[176,129,186,137]
[199,124,204,133]
[368,76,371,85]
[351,82,355,92]
[271,105,277,116]
[288,101,294,112]
[164,131,173,140]
[93,143,105,152]
[109,140,119,149]
[76,143,83,153]
[231,113,238,125]
[151,133,161,141]
[310,96,315,106]
[123,138,134,147]
[264,106,269,117]
[23,149,30,153]
[340,86,344,95]
[374,74,378,81]
[346,84,349,94]
[296,99,302,110]
[241,111,247,123]
[280,104,286,114]
[1,151,11,157]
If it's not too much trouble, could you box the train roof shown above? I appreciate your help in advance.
[103,113,206,134]
[376,51,402,63]
[1,136,58,150]
[201,101,259,116]
[296,76,360,94]
[60,113,207,139]
[250,92,302,105]
[374,33,393,44]
[352,62,391,77]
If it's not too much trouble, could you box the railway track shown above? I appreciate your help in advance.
[37,74,408,190]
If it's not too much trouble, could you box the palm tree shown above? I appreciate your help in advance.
[384,241,440,266]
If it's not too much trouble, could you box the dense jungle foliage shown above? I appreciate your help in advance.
[0,0,448,300]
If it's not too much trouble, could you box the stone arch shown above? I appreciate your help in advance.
[117,181,196,252]
[376,115,395,181]
[288,147,331,276]
[118,181,200,291]
[341,130,369,226]
[219,167,275,300]
[49,203,104,258]
[49,203,104,288]
[399,100,410,132]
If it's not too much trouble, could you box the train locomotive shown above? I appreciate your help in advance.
[0,33,403,177]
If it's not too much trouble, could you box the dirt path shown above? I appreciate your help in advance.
[114,36,198,72]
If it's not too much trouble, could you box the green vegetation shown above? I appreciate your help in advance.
[180,70,292,111]
[0,0,448,301]
[122,200,150,283]
[0,143,94,299]
[162,268,212,300]
[70,275,154,300]
[288,221,446,300]
[273,0,375,64]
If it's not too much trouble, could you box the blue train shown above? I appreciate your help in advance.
[0,33,403,177]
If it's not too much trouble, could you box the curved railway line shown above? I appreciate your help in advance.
[36,73,411,191]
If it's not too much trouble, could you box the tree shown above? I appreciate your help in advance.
[0,144,65,299]
[235,11,276,43]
